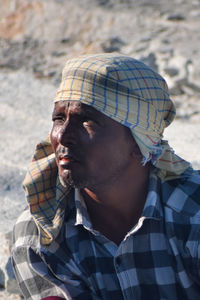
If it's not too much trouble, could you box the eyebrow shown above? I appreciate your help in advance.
[52,102,102,119]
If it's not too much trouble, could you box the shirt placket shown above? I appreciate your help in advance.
[114,217,147,300]
[114,239,140,300]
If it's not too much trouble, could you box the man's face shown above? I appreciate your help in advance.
[50,101,136,189]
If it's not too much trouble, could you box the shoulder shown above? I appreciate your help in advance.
[160,170,200,268]
[161,168,200,220]
[12,208,39,250]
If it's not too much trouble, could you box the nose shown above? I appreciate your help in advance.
[57,119,77,146]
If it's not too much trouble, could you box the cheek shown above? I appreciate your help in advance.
[87,138,115,166]
[50,128,58,152]
[90,135,130,168]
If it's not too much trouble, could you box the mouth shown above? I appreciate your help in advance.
[58,154,79,168]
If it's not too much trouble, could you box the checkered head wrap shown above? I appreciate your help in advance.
[23,54,190,245]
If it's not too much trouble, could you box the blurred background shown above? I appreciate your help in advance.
[0,0,200,298]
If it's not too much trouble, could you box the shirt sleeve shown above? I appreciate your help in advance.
[12,245,101,300]
[12,245,66,300]
[11,209,101,300]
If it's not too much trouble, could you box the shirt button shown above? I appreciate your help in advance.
[116,257,121,265]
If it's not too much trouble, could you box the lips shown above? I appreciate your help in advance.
[59,152,75,159]
[57,151,80,169]
[59,155,75,164]
[60,157,71,163]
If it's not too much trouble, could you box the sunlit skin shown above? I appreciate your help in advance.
[50,100,150,244]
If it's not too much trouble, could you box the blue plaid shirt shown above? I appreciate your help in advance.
[12,168,200,300]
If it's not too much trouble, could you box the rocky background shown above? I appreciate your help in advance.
[1,0,200,298]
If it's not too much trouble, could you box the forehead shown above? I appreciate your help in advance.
[53,100,98,114]
[53,100,110,122]
[52,100,128,131]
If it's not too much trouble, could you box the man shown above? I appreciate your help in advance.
[12,54,200,300]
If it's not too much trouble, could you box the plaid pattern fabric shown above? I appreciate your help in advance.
[22,53,190,245]
[12,168,200,300]
[23,135,70,245]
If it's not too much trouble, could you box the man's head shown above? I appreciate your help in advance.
[51,53,189,182]
[50,100,142,188]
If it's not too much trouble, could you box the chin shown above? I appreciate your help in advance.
[59,172,88,189]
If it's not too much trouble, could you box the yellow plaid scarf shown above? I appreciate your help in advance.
[23,54,190,244]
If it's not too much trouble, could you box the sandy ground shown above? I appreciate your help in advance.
[0,70,55,233]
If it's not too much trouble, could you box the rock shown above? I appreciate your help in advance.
[167,13,186,21]
[161,54,193,95]
[0,38,44,71]
[96,0,113,7]
[51,51,66,57]
[101,37,126,53]
[182,83,200,96]
[139,53,158,72]
[169,86,184,96]
[164,67,179,77]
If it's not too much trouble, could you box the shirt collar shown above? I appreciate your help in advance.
[74,189,94,230]
[142,168,163,220]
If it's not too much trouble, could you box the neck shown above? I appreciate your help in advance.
[81,162,150,244]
